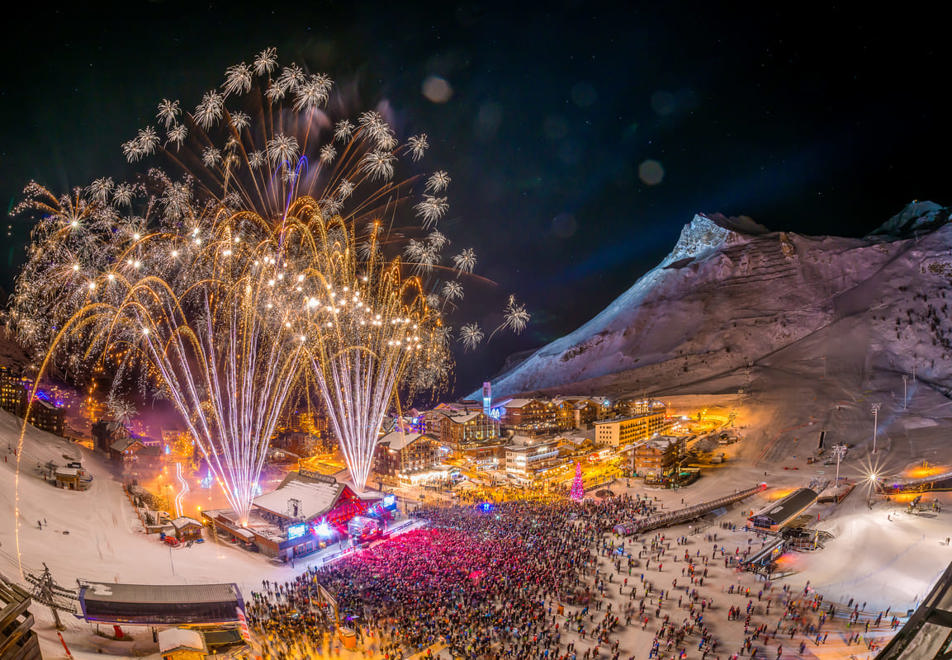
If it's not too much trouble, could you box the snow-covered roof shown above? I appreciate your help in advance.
[55,467,79,477]
[158,627,206,653]
[640,435,687,450]
[379,430,433,451]
[171,516,202,530]
[81,581,240,605]
[253,478,344,521]
[445,412,483,424]
[109,437,142,452]
[500,398,537,409]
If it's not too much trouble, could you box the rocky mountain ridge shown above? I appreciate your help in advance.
[481,202,952,399]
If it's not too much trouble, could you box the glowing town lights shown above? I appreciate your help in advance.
[88,282,96,290]
[70,220,79,228]
[133,233,140,240]
[171,250,179,257]
[72,263,80,271]
[107,273,115,281]
[141,327,150,335]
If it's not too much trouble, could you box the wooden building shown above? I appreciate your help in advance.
[158,628,207,660]
[0,576,42,660]
[109,437,146,463]
[438,411,500,455]
[170,517,204,541]
[374,431,441,479]
[203,470,384,561]
[54,465,93,491]
[633,435,687,484]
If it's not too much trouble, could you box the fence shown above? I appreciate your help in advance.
[613,484,766,536]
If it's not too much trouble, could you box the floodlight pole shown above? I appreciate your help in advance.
[832,444,847,486]
[871,403,881,454]
[903,375,908,410]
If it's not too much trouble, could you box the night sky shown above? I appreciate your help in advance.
[1,3,948,396]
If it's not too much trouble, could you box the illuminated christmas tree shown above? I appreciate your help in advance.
[570,462,584,501]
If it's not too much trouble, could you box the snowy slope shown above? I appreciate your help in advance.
[0,409,304,657]
[483,203,952,399]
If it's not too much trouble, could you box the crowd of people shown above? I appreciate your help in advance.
[245,490,901,659]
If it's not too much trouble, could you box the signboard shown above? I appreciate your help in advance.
[236,606,252,644]
[287,523,307,540]
[298,468,338,484]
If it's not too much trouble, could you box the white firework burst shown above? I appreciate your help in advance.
[426,230,448,250]
[161,181,192,220]
[414,195,448,228]
[122,138,144,162]
[407,133,429,161]
[361,150,395,181]
[248,150,266,169]
[500,295,529,334]
[452,248,477,273]
[412,243,440,274]
[202,146,222,168]
[293,73,333,112]
[87,177,114,204]
[425,170,451,193]
[112,183,135,207]
[459,323,484,351]
[253,47,278,76]
[230,110,251,131]
[156,99,181,128]
[334,120,354,143]
[358,111,390,142]
[375,131,398,151]
[167,123,188,147]
[274,64,304,97]
[222,62,253,97]
[319,144,337,164]
[336,179,355,199]
[136,127,159,157]
[267,134,300,167]
[194,90,225,130]
[441,280,463,301]
[403,239,425,261]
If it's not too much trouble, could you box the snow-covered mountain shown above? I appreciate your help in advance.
[482,202,952,399]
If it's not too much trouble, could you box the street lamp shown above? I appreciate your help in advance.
[902,375,908,410]
[871,403,881,454]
